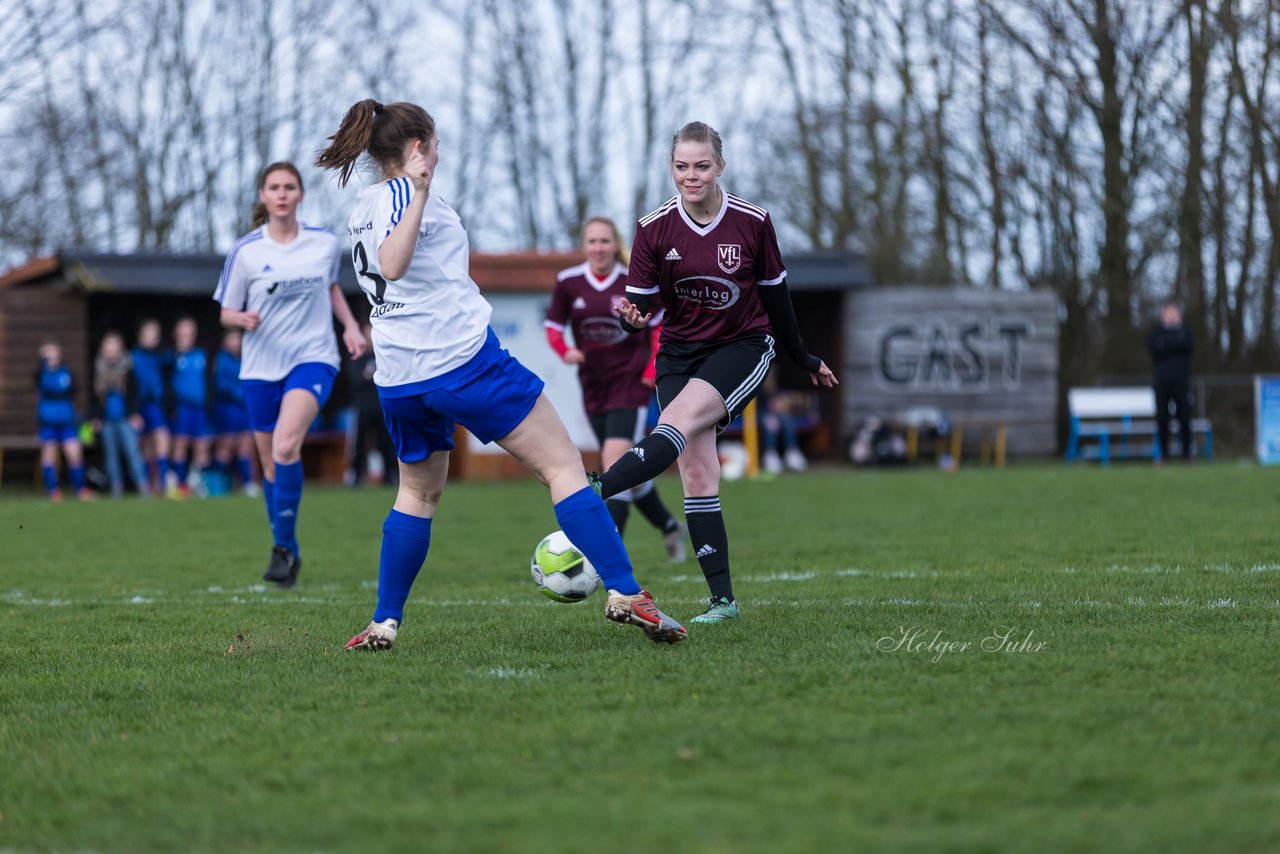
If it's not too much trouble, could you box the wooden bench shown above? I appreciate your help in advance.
[1065,387,1213,464]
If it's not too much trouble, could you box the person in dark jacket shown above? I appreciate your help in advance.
[1146,302,1194,462]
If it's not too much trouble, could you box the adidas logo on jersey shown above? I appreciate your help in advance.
[262,264,273,272]
[572,296,587,309]
[313,384,322,395]
[665,248,682,261]
[629,447,646,462]
[695,544,717,558]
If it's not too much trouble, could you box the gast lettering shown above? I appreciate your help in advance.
[876,318,1034,391]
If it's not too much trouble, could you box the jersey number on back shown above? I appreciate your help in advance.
[352,243,387,305]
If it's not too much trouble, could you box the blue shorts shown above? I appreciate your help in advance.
[378,330,545,463]
[173,404,211,439]
[242,363,338,433]
[214,402,250,436]
[39,424,78,443]
[139,402,168,433]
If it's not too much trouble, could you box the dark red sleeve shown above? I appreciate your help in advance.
[625,222,660,296]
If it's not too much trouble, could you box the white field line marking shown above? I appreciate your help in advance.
[3,589,1278,612]
[5,563,1278,610]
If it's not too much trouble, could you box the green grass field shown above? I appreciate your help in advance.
[3,464,1279,852]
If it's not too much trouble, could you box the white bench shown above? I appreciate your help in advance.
[1065,387,1213,464]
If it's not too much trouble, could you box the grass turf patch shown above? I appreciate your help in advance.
[2,464,1279,851]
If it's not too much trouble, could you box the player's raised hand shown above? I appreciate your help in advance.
[405,139,433,194]
[614,297,652,330]
[810,359,839,388]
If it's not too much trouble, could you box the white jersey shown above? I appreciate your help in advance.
[213,224,342,381]
[346,177,492,388]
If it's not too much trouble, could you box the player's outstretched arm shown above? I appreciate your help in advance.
[758,279,838,388]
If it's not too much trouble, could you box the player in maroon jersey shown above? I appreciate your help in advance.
[546,217,688,561]
[594,122,839,624]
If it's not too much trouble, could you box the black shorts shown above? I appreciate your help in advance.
[655,334,776,432]
[588,407,649,447]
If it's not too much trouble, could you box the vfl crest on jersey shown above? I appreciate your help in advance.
[717,244,742,274]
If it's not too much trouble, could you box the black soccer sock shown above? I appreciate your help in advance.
[632,480,677,532]
[685,495,733,601]
[599,425,686,499]
[605,497,631,535]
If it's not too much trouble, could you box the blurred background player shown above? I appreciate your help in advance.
[317,98,685,650]
[93,331,151,498]
[212,329,258,496]
[1147,301,1195,463]
[602,121,838,624]
[344,321,394,487]
[132,318,172,492]
[35,341,91,502]
[169,316,213,498]
[546,216,686,560]
[215,160,364,587]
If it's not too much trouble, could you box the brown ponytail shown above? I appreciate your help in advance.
[250,161,304,228]
[316,99,436,186]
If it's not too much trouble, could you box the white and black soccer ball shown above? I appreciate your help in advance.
[531,530,601,603]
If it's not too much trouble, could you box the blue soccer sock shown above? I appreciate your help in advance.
[42,464,57,494]
[236,457,254,487]
[174,460,190,485]
[157,456,171,484]
[262,477,275,527]
[272,460,303,555]
[554,486,640,594]
[373,509,432,623]
[69,465,86,492]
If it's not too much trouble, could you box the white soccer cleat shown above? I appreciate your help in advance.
[345,618,399,651]
[784,448,808,472]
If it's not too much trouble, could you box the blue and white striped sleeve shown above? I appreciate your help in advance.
[214,233,258,309]
[379,177,413,246]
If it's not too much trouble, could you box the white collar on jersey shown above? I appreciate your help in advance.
[584,261,625,293]
[677,186,729,237]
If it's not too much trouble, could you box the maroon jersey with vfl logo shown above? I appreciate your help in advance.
[545,261,662,416]
[626,191,786,344]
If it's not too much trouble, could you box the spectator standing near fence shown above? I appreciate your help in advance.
[1146,301,1194,463]
[35,341,90,502]
[546,217,687,561]
[94,331,150,498]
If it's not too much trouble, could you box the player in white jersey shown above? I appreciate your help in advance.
[316,99,686,650]
[215,161,366,588]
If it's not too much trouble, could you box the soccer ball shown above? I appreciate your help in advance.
[531,530,601,603]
